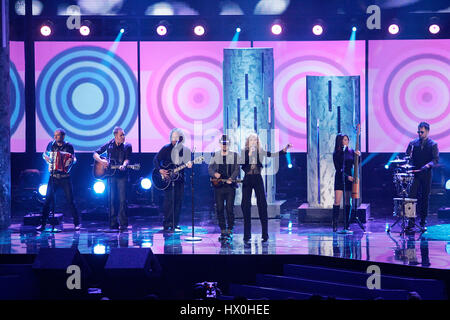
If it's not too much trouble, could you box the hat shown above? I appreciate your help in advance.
[219,135,229,144]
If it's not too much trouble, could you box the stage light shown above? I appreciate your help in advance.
[445,179,450,190]
[120,28,125,34]
[93,244,106,255]
[156,25,167,36]
[384,164,390,170]
[429,24,440,34]
[236,27,241,33]
[80,25,90,36]
[93,181,106,194]
[140,178,152,190]
[271,23,282,35]
[38,184,48,197]
[194,25,205,36]
[288,164,293,169]
[388,24,399,35]
[312,25,323,36]
[352,26,357,32]
[40,24,52,37]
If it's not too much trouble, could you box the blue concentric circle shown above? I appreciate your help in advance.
[36,46,138,151]
[10,62,25,135]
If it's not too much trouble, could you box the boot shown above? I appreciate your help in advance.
[332,205,340,232]
[344,205,351,230]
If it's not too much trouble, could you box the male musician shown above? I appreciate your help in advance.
[36,128,80,231]
[153,128,192,232]
[93,127,132,231]
[406,122,439,231]
[208,135,240,241]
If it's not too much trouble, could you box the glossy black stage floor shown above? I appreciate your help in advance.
[1,209,449,270]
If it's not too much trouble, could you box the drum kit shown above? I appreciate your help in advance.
[386,157,424,234]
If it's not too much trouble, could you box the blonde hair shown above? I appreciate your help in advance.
[245,133,261,150]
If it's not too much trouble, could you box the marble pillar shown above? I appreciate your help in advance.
[223,48,276,205]
[306,76,361,209]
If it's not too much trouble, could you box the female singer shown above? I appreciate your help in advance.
[332,134,360,232]
[241,133,291,244]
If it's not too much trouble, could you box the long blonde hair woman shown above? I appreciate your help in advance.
[240,132,291,244]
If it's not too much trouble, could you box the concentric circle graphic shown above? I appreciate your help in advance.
[382,54,450,140]
[274,56,350,139]
[10,62,25,136]
[149,56,223,142]
[36,46,138,151]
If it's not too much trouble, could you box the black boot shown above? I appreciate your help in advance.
[332,205,340,232]
[344,205,351,230]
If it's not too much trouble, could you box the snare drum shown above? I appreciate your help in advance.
[393,198,417,218]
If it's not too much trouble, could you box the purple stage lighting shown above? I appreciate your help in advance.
[271,24,282,35]
[312,25,323,36]
[429,24,440,34]
[388,24,399,35]
[157,25,167,36]
[194,25,205,36]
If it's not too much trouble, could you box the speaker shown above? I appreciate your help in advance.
[32,248,90,299]
[102,248,161,299]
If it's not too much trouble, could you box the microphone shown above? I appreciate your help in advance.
[343,145,347,152]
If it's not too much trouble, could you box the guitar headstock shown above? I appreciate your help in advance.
[131,164,141,170]
[356,123,361,135]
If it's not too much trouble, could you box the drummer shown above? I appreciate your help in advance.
[406,122,439,231]
[36,128,81,232]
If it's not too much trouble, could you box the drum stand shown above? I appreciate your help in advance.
[387,194,424,236]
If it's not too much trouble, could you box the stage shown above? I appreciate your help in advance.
[2,210,449,270]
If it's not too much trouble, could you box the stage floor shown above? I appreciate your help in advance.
[1,212,449,270]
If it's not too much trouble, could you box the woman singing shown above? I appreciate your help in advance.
[241,133,291,244]
[332,134,360,232]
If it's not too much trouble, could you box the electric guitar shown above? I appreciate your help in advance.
[210,178,243,189]
[152,156,204,190]
[352,124,361,199]
[93,157,141,179]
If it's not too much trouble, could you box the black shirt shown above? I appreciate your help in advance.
[153,143,191,180]
[333,148,356,177]
[406,138,439,172]
[241,148,286,175]
[95,140,132,177]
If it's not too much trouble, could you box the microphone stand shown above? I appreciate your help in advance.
[185,147,202,242]
[338,146,352,234]
[49,152,61,233]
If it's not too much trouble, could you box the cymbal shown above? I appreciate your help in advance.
[400,164,414,169]
[389,159,406,163]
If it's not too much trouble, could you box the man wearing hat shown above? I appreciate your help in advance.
[208,135,240,241]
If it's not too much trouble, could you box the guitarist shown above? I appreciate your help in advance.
[36,128,80,231]
[93,127,132,231]
[208,135,240,241]
[153,128,192,232]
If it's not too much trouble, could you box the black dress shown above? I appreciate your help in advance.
[333,148,356,191]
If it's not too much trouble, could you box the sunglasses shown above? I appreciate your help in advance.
[417,131,425,134]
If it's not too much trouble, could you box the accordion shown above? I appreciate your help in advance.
[49,151,73,173]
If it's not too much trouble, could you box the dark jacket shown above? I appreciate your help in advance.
[406,138,439,172]
[240,148,286,175]
[153,143,191,180]
[208,151,240,180]
[333,148,356,178]
[95,140,132,178]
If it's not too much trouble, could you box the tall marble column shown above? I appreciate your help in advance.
[223,48,278,211]
[0,0,11,229]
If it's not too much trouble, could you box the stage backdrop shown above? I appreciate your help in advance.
[253,41,366,152]
[369,39,450,152]
[34,42,139,152]
[10,41,25,152]
[140,41,250,152]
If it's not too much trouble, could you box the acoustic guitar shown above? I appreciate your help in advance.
[93,157,140,179]
[210,178,243,189]
[152,156,204,190]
